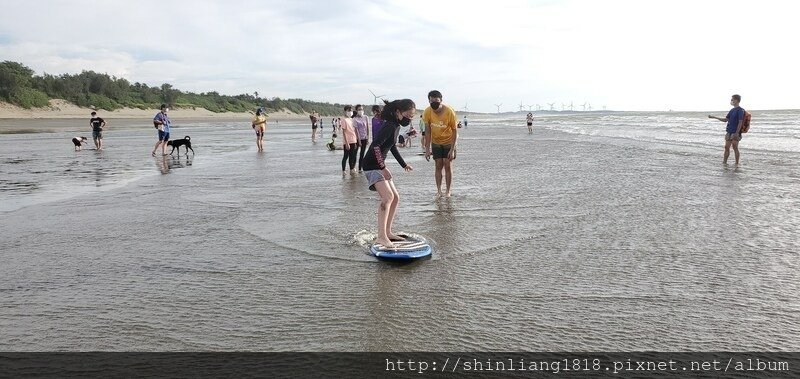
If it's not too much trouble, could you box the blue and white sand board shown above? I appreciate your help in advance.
[370,235,432,260]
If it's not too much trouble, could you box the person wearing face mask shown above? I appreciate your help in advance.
[361,99,415,248]
[352,104,370,172]
[340,105,359,176]
[151,103,171,157]
[422,90,458,198]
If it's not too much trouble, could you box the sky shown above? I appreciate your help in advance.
[1,0,798,112]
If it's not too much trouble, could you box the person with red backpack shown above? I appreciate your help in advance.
[708,94,748,165]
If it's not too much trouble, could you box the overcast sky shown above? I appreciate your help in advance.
[1,0,797,112]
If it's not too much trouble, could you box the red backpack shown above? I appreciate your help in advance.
[741,110,752,133]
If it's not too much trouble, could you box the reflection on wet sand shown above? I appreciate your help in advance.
[155,155,193,174]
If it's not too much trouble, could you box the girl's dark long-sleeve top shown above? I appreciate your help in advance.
[360,118,407,171]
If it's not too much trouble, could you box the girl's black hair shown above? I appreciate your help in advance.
[380,99,416,121]
[371,104,381,113]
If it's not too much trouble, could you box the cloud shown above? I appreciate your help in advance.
[1,0,798,111]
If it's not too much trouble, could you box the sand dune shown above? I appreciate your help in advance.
[0,99,306,120]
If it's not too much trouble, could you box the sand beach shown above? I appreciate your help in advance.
[0,99,309,134]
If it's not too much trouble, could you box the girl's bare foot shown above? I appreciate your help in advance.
[388,234,405,242]
[375,238,395,249]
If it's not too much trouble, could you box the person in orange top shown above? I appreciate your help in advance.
[251,108,268,152]
[422,90,458,198]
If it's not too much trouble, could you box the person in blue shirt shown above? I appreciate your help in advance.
[152,104,171,156]
[708,94,745,165]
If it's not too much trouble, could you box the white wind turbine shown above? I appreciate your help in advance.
[569,102,574,111]
[462,103,469,112]
[519,100,525,112]
[561,103,566,111]
[581,102,588,111]
[368,89,385,105]
[587,103,592,111]
[547,102,555,111]
[494,103,503,113]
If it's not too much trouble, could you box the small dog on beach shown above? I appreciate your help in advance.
[167,136,194,155]
[71,136,88,151]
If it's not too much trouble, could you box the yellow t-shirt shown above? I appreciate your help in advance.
[423,105,457,145]
[252,115,267,131]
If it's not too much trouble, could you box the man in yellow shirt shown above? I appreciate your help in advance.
[423,90,458,198]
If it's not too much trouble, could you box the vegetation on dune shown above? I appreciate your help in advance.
[0,61,346,116]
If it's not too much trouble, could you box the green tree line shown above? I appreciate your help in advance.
[0,61,347,116]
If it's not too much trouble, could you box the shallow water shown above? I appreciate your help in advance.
[1,111,799,351]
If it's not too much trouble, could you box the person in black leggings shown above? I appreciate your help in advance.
[339,105,359,175]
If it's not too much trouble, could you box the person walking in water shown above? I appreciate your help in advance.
[423,90,458,198]
[89,111,106,150]
[352,104,370,172]
[419,113,427,153]
[526,112,534,133]
[463,115,468,128]
[310,110,319,143]
[252,107,268,152]
[708,94,746,165]
[151,104,171,157]
[361,99,415,248]
[339,105,358,176]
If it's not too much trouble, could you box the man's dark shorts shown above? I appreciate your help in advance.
[158,130,170,141]
[92,130,102,139]
[725,132,742,141]
[431,143,453,160]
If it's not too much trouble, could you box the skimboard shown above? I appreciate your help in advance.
[370,234,432,260]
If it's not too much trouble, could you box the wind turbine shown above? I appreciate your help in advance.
[569,102,574,111]
[462,102,469,112]
[587,103,592,111]
[581,102,588,111]
[368,89,385,105]
[494,103,503,113]
[561,103,566,111]
[519,100,525,112]
[547,102,555,111]
[536,104,542,111]
[526,105,534,112]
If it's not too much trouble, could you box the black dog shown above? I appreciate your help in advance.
[167,136,194,155]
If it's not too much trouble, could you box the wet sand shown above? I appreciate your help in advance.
[1,113,798,351]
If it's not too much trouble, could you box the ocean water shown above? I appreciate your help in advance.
[1,111,798,351]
